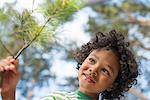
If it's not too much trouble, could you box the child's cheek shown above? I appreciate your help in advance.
[80,62,89,70]
[79,67,84,74]
[99,76,112,86]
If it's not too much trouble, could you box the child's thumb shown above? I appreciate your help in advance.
[13,59,19,65]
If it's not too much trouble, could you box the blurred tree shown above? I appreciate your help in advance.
[86,0,150,49]
[82,0,150,99]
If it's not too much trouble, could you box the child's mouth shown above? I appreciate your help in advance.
[84,74,96,83]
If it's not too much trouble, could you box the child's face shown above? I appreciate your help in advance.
[78,49,120,96]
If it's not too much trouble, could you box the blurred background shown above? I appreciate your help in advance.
[0,0,150,100]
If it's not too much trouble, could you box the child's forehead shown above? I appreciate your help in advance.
[90,48,120,60]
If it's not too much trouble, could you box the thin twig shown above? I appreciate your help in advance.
[0,39,14,56]
[14,17,52,59]
[14,1,63,59]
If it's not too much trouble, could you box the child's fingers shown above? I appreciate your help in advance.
[3,65,10,70]
[5,63,18,74]
[0,59,9,67]
[0,60,8,72]
[0,64,17,74]
[8,57,19,66]
[13,59,19,66]
[0,56,18,72]
[9,57,15,63]
[9,64,17,73]
[0,63,11,72]
[0,66,4,72]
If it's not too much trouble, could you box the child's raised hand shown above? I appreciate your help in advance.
[0,56,20,93]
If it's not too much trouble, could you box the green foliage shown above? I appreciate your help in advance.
[0,9,8,23]
[12,9,54,47]
[41,0,83,17]
[0,0,84,58]
[14,0,83,48]
[39,0,83,27]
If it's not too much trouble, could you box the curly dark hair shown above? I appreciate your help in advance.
[74,29,139,100]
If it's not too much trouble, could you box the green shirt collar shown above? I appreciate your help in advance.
[75,89,92,100]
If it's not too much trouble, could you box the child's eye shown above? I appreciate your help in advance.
[101,68,110,76]
[88,58,96,64]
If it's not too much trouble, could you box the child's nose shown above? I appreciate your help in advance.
[88,69,97,77]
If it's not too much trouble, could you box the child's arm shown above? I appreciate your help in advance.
[1,89,16,100]
[0,56,20,100]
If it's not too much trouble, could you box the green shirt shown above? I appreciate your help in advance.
[42,89,92,100]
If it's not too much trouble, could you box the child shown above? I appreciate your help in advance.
[0,29,139,100]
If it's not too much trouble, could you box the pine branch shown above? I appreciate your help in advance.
[0,0,83,90]
[14,16,52,59]
[13,0,78,59]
